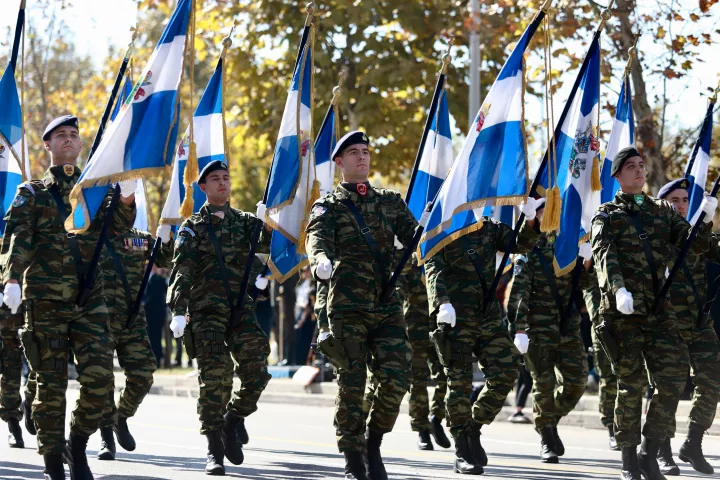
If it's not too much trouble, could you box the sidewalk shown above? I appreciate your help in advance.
[74,368,720,436]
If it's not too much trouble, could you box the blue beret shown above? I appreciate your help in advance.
[42,115,78,141]
[657,178,690,199]
[198,160,229,184]
[332,130,370,160]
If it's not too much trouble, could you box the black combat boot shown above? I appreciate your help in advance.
[43,453,65,480]
[205,430,225,476]
[365,429,388,480]
[656,437,679,476]
[620,446,641,480]
[221,412,244,465]
[429,415,451,448]
[417,429,433,450]
[538,427,559,464]
[64,431,94,480]
[608,424,619,451]
[344,450,369,480]
[7,417,24,448]
[638,437,667,480]
[97,426,116,460]
[552,426,565,456]
[22,398,36,435]
[468,424,487,467]
[235,416,249,445]
[678,423,714,474]
[450,429,483,475]
[113,416,136,451]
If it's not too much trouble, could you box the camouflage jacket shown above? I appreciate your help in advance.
[506,234,588,332]
[167,201,269,318]
[305,183,418,316]
[590,191,712,317]
[101,228,171,321]
[1,166,136,302]
[315,281,329,332]
[425,217,540,314]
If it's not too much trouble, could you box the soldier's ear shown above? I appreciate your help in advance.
[44,141,51,152]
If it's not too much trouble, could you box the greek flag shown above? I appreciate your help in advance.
[133,180,149,232]
[602,74,634,204]
[418,13,545,263]
[66,0,191,233]
[315,100,338,196]
[265,30,317,282]
[160,54,225,227]
[539,38,601,276]
[407,88,453,222]
[685,100,714,224]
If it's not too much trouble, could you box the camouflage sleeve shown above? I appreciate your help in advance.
[394,195,419,248]
[705,233,720,263]
[495,218,539,253]
[166,222,199,316]
[2,187,37,284]
[314,281,329,332]
[668,206,712,255]
[424,248,448,315]
[142,231,171,269]
[305,201,335,281]
[507,255,532,331]
[250,214,271,254]
[591,212,624,294]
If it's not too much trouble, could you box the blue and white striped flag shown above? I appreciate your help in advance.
[66,0,191,233]
[601,74,634,204]
[685,100,714,224]
[265,29,317,282]
[407,88,453,222]
[418,13,545,263]
[133,179,149,232]
[539,38,602,276]
[314,99,338,196]
[160,53,225,227]
[110,75,134,123]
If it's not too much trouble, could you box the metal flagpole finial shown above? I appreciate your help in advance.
[125,25,139,59]
[711,79,719,103]
[440,36,454,75]
[599,0,615,29]
[332,68,348,106]
[305,2,316,25]
[221,20,237,58]
[624,33,640,77]
[540,0,552,13]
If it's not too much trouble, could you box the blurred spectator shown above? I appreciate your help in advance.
[510,366,533,424]
[145,265,170,367]
[277,272,298,365]
[294,269,316,365]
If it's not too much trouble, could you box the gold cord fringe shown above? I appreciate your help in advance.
[591,155,602,192]
[541,186,561,232]
[180,141,198,217]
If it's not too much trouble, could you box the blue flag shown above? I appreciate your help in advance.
[601,74,634,204]
[685,99,714,224]
[315,101,338,197]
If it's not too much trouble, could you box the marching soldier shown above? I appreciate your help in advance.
[0,295,29,447]
[306,131,418,480]
[167,160,272,476]
[95,219,173,460]
[590,147,718,480]
[507,201,590,463]
[1,115,137,480]
[424,197,540,474]
[653,178,720,476]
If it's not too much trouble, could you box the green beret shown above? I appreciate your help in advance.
[611,147,641,177]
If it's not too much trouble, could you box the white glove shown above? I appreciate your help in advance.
[578,242,592,260]
[170,315,187,338]
[520,197,540,220]
[256,201,267,222]
[615,287,634,315]
[118,180,136,198]
[156,224,172,244]
[316,256,332,280]
[419,210,431,228]
[700,195,718,223]
[318,331,331,343]
[437,303,456,328]
[394,236,404,250]
[255,274,269,290]
[3,283,21,314]
[0,291,3,308]
[514,332,529,354]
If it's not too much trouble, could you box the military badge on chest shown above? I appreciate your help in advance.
[124,237,149,251]
[357,183,368,196]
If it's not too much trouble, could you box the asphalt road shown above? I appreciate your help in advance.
[1,390,718,479]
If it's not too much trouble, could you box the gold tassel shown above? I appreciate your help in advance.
[590,155,602,192]
[179,141,198,218]
[297,179,321,255]
[540,186,561,233]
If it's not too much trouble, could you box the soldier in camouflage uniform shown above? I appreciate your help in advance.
[424,198,540,475]
[0,300,28,447]
[306,131,417,480]
[507,200,590,464]
[1,115,137,480]
[397,257,450,451]
[582,278,619,451]
[167,160,271,476]
[590,147,718,480]
[652,179,720,476]
[94,224,172,460]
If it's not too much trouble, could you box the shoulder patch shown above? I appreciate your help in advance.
[11,195,26,208]
[592,211,609,221]
[18,182,36,197]
[311,204,327,218]
[179,226,196,237]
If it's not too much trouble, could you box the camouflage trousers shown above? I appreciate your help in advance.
[22,297,114,455]
[100,311,156,427]
[590,325,617,428]
[524,328,588,429]
[612,311,689,447]
[409,339,447,431]
[331,307,411,452]
[190,312,270,435]
[442,305,520,435]
[0,309,25,422]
